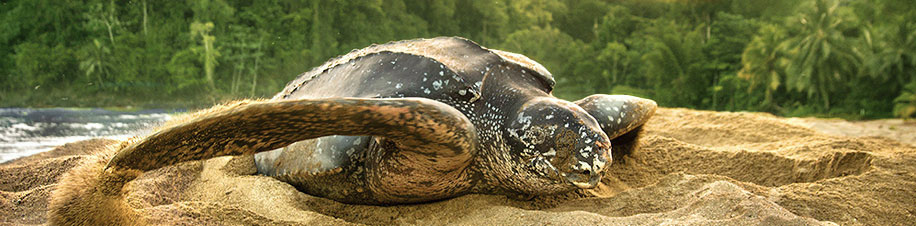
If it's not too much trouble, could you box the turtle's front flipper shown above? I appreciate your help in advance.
[574,94,656,140]
[574,95,655,158]
[106,97,477,173]
[50,97,478,223]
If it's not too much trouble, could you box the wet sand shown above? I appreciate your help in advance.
[2,108,914,225]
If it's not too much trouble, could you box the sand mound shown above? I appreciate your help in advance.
[3,108,915,225]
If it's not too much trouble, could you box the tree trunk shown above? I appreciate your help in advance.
[250,38,263,97]
[711,72,719,111]
[706,13,711,43]
[612,58,619,84]
[106,22,115,45]
[310,0,321,62]
[204,36,216,91]
[142,0,148,37]
[822,88,830,110]
[817,74,830,110]
[592,18,598,41]
[232,61,244,94]
[97,50,105,89]
[107,0,116,45]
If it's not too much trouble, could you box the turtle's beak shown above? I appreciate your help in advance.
[564,140,609,189]
[565,170,600,189]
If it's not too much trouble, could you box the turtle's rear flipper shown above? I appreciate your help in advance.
[574,94,656,140]
[106,97,477,173]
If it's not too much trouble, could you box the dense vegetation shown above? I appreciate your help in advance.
[1,0,914,119]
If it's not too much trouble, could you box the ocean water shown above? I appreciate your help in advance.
[0,108,175,163]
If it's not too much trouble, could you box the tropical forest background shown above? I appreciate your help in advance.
[1,0,914,119]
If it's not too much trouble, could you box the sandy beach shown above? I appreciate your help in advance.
[2,108,914,225]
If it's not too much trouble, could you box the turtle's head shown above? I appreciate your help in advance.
[505,97,611,193]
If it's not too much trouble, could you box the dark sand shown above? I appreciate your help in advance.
[2,108,914,225]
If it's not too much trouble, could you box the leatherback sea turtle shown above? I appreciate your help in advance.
[49,37,656,223]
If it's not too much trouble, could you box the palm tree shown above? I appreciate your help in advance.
[867,22,916,84]
[739,24,788,109]
[895,81,916,120]
[190,21,219,92]
[642,20,707,108]
[780,0,863,110]
[79,39,111,89]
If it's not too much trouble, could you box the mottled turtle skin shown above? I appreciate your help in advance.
[245,37,658,204]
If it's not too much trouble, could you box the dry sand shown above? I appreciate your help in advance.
[2,108,915,225]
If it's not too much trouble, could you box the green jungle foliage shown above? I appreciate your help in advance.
[1,0,914,119]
